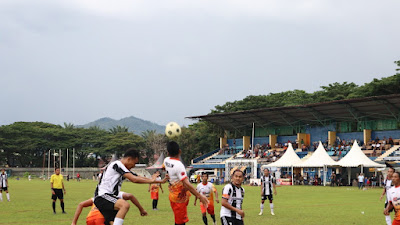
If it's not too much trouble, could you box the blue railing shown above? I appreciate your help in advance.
[192,149,220,164]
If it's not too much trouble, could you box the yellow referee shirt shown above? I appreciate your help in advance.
[50,174,64,189]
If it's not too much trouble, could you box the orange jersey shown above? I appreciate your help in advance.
[163,157,191,203]
[86,204,105,225]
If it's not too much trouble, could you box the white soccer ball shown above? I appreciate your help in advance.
[165,122,181,138]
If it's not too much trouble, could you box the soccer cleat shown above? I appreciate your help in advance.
[258,212,263,216]
[62,211,67,214]
[271,212,275,216]
[53,212,56,214]
[213,221,217,225]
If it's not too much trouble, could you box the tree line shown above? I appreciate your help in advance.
[0,121,220,168]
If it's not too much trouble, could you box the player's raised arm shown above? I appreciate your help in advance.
[71,198,93,225]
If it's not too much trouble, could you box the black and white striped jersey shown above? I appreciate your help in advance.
[220,183,245,220]
[95,161,131,197]
[261,175,274,196]
[0,173,7,187]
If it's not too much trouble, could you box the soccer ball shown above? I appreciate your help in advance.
[165,122,181,138]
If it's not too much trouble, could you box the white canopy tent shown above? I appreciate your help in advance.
[267,143,301,185]
[338,141,385,184]
[294,141,338,186]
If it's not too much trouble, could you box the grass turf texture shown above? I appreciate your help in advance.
[0,178,389,225]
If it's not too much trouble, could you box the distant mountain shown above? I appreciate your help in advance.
[79,116,165,135]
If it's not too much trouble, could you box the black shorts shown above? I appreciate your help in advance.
[51,189,63,200]
[0,187,7,192]
[221,216,244,225]
[385,201,394,213]
[94,194,119,225]
[262,194,273,201]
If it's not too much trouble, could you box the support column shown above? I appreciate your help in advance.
[364,129,372,145]
[297,133,308,146]
[328,131,336,146]
[243,136,251,150]
[220,137,227,149]
[269,135,278,149]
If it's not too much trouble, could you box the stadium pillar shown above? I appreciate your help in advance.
[243,136,251,150]
[220,137,227,150]
[269,135,278,149]
[328,131,336,146]
[297,133,309,146]
[364,129,372,145]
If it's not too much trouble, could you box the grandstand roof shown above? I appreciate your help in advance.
[187,94,400,130]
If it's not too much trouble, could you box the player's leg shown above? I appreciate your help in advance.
[202,212,208,225]
[0,189,3,201]
[51,190,58,213]
[56,189,66,213]
[269,195,274,215]
[5,189,10,201]
[207,204,216,225]
[170,201,189,225]
[259,199,265,215]
[384,202,392,225]
[113,199,130,225]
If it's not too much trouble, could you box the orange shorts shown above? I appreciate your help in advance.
[393,220,400,225]
[170,200,189,224]
[151,192,159,200]
[86,213,105,225]
[200,203,214,215]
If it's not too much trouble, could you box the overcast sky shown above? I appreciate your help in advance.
[1,0,399,127]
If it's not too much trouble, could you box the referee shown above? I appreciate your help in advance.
[51,167,66,214]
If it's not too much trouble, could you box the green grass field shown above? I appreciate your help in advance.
[0,178,390,225]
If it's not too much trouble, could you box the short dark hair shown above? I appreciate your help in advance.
[393,171,400,177]
[124,149,140,159]
[167,141,180,157]
[232,169,244,177]
[389,167,396,172]
[55,167,60,171]
[263,168,270,172]
[202,173,209,177]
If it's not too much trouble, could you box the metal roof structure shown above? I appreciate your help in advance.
[187,94,400,130]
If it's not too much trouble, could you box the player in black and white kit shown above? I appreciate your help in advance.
[94,149,168,225]
[220,169,245,225]
[381,167,395,225]
[0,169,10,202]
[259,168,276,216]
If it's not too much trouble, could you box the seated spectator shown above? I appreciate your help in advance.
[389,137,394,146]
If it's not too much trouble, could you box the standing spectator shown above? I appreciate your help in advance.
[358,173,365,189]
[371,175,377,188]
[77,173,80,182]
[221,170,245,225]
[330,172,336,187]
[51,167,66,214]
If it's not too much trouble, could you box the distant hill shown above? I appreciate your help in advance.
[79,116,165,135]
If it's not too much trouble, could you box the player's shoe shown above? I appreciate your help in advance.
[271,212,275,216]
[258,212,263,216]
[213,221,217,225]
[62,211,67,214]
